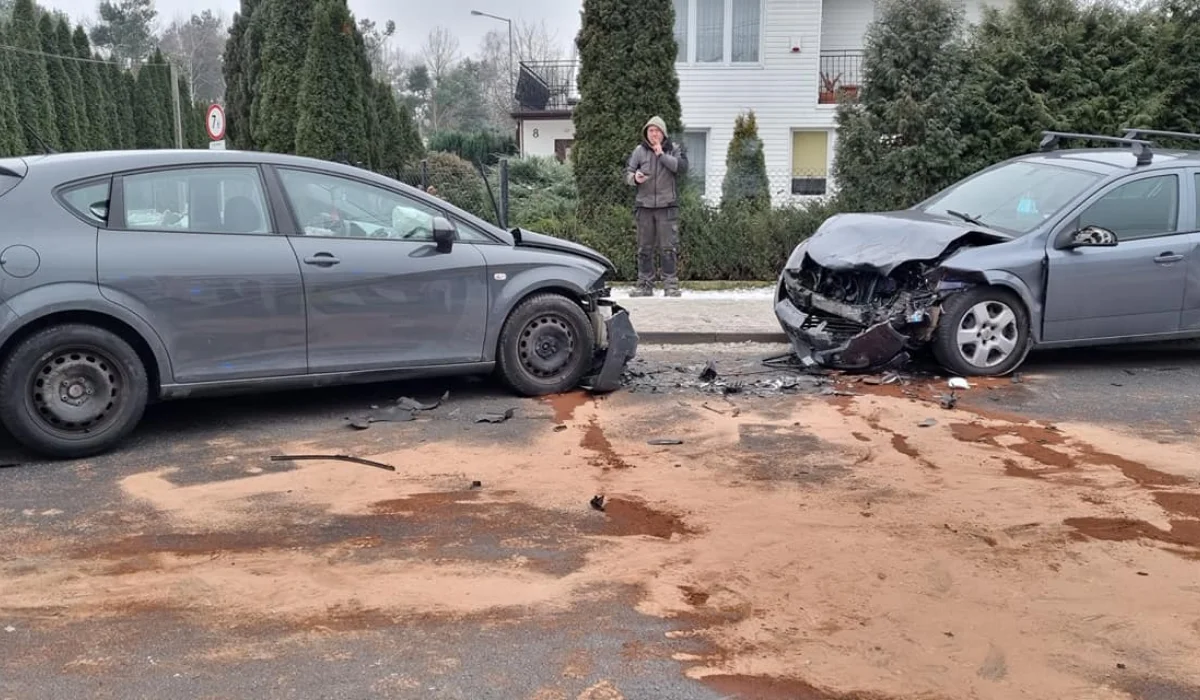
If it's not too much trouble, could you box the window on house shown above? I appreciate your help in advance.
[696,0,724,62]
[792,130,829,196]
[682,131,708,194]
[675,0,762,64]
[731,0,760,62]
[674,0,689,62]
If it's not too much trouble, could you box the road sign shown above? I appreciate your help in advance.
[205,104,226,141]
[209,140,226,150]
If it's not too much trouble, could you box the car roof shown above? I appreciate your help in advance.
[1017,147,1200,176]
[15,148,516,244]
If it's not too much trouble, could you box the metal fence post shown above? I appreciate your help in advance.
[499,158,510,229]
[420,159,429,191]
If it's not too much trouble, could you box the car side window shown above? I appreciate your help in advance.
[277,168,446,241]
[60,179,112,226]
[452,217,499,244]
[1078,174,1179,241]
[122,167,271,234]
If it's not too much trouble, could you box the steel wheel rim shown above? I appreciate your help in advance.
[518,314,577,379]
[29,346,124,436]
[955,301,1020,368]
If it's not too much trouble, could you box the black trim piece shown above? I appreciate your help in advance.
[158,361,496,400]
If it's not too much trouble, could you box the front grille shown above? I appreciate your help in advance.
[800,310,864,339]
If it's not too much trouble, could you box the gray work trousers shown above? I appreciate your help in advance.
[635,206,679,288]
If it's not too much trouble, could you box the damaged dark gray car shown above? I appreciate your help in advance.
[776,129,1200,376]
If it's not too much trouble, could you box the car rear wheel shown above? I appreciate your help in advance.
[931,286,1030,377]
[0,324,149,459]
[496,293,596,396]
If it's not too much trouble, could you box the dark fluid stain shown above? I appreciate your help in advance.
[1152,491,1200,519]
[950,422,1075,469]
[1065,517,1200,551]
[1002,458,1044,480]
[544,390,592,423]
[1077,445,1191,487]
[851,432,872,443]
[581,418,635,470]
[679,585,709,606]
[889,433,918,459]
[700,674,907,700]
[599,497,692,539]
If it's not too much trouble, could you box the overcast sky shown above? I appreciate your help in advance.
[49,0,583,59]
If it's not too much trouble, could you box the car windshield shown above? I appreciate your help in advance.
[919,160,1103,235]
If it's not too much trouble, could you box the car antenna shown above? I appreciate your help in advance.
[472,158,510,235]
[15,115,57,155]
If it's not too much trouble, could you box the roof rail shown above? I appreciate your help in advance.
[1039,131,1155,166]
[1121,127,1200,145]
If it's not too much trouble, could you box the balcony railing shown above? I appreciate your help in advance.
[818,50,864,104]
[513,60,579,114]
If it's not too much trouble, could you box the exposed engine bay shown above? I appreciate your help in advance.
[774,231,1003,371]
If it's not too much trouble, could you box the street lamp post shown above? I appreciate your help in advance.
[470,10,514,108]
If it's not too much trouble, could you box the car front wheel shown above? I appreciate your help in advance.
[0,324,149,459]
[496,293,596,396]
[931,286,1030,377]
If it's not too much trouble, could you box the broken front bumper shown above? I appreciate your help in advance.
[774,297,911,372]
[582,302,639,393]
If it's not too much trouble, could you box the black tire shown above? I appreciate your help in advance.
[495,293,597,397]
[931,286,1031,377]
[0,324,149,459]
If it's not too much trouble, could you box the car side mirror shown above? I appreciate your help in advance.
[432,216,455,253]
[1061,225,1119,250]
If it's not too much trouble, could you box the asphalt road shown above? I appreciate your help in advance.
[0,342,1198,699]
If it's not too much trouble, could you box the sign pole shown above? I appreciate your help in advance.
[170,62,183,149]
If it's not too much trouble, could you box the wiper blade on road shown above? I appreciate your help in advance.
[946,209,984,226]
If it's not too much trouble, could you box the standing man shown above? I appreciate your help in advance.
[625,116,688,297]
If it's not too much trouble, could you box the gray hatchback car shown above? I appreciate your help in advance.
[0,149,637,459]
[776,129,1200,376]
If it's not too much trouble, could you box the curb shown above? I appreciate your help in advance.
[638,331,789,345]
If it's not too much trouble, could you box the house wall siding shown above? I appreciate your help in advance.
[676,0,1010,204]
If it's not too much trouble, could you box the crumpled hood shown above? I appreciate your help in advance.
[800,210,1012,276]
[512,228,616,273]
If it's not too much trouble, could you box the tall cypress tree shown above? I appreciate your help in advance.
[832,0,972,211]
[294,0,367,163]
[223,0,257,149]
[9,0,58,149]
[44,15,84,151]
[572,0,682,217]
[0,22,28,156]
[253,0,315,152]
[117,65,138,148]
[73,27,108,150]
[721,111,770,210]
[371,80,408,175]
[134,56,168,148]
[1155,0,1200,135]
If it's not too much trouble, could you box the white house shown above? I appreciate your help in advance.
[511,60,579,163]
[672,0,1011,204]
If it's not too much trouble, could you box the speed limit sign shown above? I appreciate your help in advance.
[205,104,226,141]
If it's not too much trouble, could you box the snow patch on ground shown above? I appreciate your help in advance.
[609,286,775,300]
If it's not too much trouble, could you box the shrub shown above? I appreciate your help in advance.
[428,129,517,166]
[423,150,492,221]
[721,111,770,210]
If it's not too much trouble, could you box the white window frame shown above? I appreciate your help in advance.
[676,0,765,67]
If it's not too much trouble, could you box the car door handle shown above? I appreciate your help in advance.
[303,253,340,266]
[1154,252,1184,264]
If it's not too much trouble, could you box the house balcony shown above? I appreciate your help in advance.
[818,50,864,104]
[512,60,579,118]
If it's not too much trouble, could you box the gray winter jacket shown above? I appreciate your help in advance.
[624,116,688,209]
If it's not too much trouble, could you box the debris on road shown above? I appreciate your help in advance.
[590,495,606,511]
[475,408,516,424]
[397,394,445,411]
[648,438,684,446]
[469,480,483,489]
[699,360,718,382]
[948,377,971,390]
[940,392,959,410]
[919,418,938,428]
[348,406,416,430]
[269,454,396,472]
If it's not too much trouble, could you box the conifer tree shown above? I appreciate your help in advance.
[9,0,58,148]
[41,14,83,151]
[73,27,108,150]
[572,0,683,216]
[253,0,315,152]
[294,0,368,163]
[721,111,770,210]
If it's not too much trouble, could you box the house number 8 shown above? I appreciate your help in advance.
[532,128,539,138]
